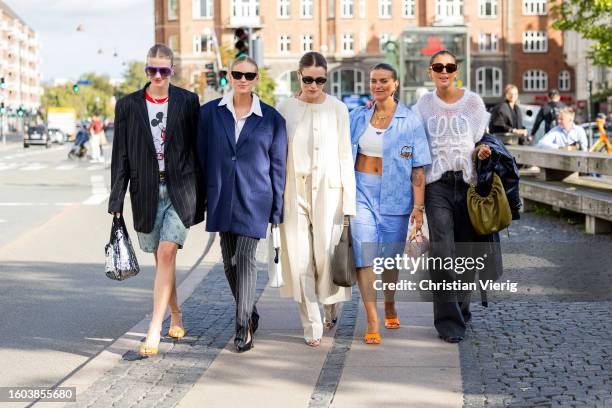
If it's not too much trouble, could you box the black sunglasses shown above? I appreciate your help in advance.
[430,63,458,74]
[145,66,173,78]
[231,71,258,81]
[301,76,327,85]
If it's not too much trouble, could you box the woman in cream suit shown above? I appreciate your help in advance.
[275,52,356,347]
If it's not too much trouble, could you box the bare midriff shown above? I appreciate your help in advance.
[355,153,382,176]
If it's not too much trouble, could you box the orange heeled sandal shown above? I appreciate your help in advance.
[138,344,159,357]
[384,317,400,329]
[167,326,185,339]
[364,332,381,345]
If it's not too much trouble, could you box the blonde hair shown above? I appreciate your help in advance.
[504,84,518,94]
[147,44,174,65]
[231,56,258,71]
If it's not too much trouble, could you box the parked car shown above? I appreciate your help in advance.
[48,128,67,144]
[24,126,51,148]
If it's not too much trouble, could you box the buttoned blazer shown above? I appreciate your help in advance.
[197,97,288,239]
[108,83,205,233]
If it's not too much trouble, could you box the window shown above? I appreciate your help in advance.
[193,0,213,18]
[478,33,499,52]
[342,33,354,53]
[301,34,314,52]
[341,0,354,17]
[523,69,548,91]
[168,0,178,20]
[402,0,415,18]
[331,68,365,97]
[558,70,571,91]
[279,34,291,53]
[168,35,178,52]
[359,0,366,17]
[523,31,547,53]
[476,67,502,97]
[329,34,336,53]
[278,0,290,18]
[301,0,313,17]
[380,33,391,53]
[194,34,213,54]
[436,0,463,19]
[329,0,335,17]
[379,0,392,18]
[479,0,497,17]
[523,0,546,15]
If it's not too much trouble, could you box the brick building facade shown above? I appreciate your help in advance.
[154,0,575,106]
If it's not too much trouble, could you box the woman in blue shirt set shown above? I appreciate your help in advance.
[349,63,432,345]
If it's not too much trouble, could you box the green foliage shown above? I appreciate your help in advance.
[42,81,113,120]
[255,68,276,106]
[116,61,148,98]
[552,0,612,66]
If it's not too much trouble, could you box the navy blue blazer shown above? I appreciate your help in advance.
[197,97,288,239]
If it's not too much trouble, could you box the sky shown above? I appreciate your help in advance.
[6,0,154,82]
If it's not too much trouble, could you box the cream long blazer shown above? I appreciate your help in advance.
[273,95,356,304]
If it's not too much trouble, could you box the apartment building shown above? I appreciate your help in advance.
[0,1,42,114]
[154,0,575,106]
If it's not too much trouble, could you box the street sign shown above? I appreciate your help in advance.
[76,80,92,86]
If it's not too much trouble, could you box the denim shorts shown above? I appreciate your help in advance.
[350,171,410,268]
[136,181,189,253]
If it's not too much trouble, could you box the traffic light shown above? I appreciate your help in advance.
[0,77,5,89]
[234,27,249,58]
[72,83,79,93]
[17,105,24,117]
[218,70,228,89]
[205,62,217,88]
[0,103,5,114]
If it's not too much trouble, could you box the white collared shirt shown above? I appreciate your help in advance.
[218,90,263,142]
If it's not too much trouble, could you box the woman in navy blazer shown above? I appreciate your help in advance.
[197,56,288,352]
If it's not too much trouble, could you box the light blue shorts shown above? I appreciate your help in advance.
[137,181,189,253]
[350,171,409,268]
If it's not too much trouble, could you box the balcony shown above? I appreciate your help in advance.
[228,1,261,28]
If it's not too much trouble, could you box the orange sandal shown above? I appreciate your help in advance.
[385,317,400,329]
[364,332,381,345]
[168,326,185,339]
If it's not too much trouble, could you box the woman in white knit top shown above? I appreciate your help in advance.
[275,52,356,347]
[413,50,492,343]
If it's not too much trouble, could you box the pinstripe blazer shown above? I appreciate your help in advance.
[108,83,205,233]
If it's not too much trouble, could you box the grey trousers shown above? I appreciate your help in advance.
[219,232,260,344]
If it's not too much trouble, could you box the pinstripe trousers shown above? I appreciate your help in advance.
[219,232,260,344]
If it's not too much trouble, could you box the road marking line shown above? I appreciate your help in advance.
[0,219,6,223]
[0,203,80,258]
[21,162,46,171]
[82,174,109,205]
[55,163,77,170]
[0,163,17,170]
[0,202,76,206]
[86,164,104,171]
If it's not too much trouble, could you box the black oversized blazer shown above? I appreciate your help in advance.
[108,83,205,233]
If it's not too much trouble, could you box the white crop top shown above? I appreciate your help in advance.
[358,124,385,158]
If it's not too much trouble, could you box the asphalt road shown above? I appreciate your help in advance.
[0,140,210,392]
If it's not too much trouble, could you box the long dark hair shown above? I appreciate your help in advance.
[298,51,327,73]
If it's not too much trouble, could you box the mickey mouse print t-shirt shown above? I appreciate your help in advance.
[145,91,168,171]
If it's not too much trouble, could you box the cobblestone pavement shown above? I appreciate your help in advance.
[68,259,268,408]
[461,212,612,408]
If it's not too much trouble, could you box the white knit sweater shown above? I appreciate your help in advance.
[413,89,490,185]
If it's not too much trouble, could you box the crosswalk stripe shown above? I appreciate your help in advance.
[55,164,78,170]
[21,163,46,171]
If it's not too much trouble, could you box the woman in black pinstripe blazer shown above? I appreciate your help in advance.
[109,44,205,357]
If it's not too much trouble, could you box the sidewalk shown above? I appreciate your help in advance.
[46,234,462,408]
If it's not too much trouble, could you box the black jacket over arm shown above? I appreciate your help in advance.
[489,101,524,134]
[108,83,205,233]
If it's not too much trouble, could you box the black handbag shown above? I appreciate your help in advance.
[105,215,140,281]
[332,219,356,287]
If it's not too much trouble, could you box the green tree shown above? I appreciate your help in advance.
[552,0,612,66]
[116,61,148,98]
[255,68,276,106]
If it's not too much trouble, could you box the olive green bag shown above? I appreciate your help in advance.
[467,156,512,235]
